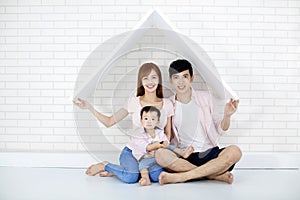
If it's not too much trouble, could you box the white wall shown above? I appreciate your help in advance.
[0,0,299,152]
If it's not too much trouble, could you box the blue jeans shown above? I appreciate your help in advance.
[139,157,164,182]
[104,146,140,184]
[168,145,176,151]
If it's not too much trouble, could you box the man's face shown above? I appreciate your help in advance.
[141,111,159,131]
[170,69,194,94]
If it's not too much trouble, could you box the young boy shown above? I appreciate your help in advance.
[131,106,194,186]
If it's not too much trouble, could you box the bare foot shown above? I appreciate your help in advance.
[182,146,194,159]
[99,171,114,177]
[159,171,184,185]
[208,172,234,184]
[85,161,108,176]
[139,177,151,186]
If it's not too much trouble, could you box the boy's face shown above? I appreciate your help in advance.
[170,69,194,95]
[141,111,159,130]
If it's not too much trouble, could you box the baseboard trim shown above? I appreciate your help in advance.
[0,152,299,169]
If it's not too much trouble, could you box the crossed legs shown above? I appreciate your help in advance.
[155,145,242,185]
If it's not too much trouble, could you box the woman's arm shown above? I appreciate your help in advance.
[73,98,129,128]
[164,116,172,141]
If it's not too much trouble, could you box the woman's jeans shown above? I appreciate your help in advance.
[104,146,164,183]
[104,146,139,183]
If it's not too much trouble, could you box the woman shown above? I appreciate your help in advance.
[73,63,173,184]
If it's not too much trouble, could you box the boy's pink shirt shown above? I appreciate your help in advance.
[123,96,174,150]
[131,128,168,161]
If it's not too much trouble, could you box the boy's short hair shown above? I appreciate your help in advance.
[169,59,193,78]
[140,106,161,120]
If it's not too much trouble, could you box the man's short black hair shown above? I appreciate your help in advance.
[140,106,161,120]
[169,59,193,78]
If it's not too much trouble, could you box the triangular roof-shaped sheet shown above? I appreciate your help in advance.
[73,9,238,100]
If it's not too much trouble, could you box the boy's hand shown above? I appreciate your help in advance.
[161,140,169,148]
[156,141,165,149]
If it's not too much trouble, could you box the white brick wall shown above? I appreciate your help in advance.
[0,0,299,152]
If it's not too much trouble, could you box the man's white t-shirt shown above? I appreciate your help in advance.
[174,99,212,152]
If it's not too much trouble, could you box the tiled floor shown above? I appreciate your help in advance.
[0,166,299,200]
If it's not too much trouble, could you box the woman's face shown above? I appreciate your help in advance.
[141,69,159,93]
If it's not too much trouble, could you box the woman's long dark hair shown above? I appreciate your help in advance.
[136,63,163,98]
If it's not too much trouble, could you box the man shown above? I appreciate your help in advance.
[155,59,242,184]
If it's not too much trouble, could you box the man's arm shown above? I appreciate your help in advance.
[221,115,231,131]
[221,98,239,131]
